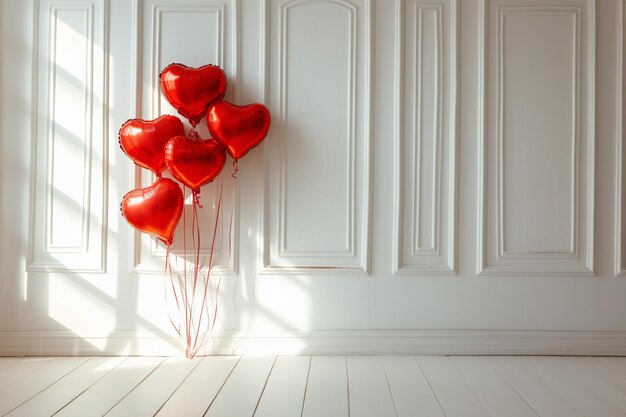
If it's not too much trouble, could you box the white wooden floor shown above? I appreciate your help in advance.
[0,356,625,416]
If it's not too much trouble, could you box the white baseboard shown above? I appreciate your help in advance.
[0,330,625,356]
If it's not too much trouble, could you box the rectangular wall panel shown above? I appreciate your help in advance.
[28,0,108,272]
[478,0,595,275]
[133,0,239,275]
[262,0,371,273]
[394,0,457,274]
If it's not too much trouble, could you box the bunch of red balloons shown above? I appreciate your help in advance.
[119,63,270,246]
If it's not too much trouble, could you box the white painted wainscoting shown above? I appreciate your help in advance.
[1,0,626,356]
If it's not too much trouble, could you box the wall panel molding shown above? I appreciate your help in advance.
[261,0,372,274]
[478,0,595,276]
[132,0,239,275]
[616,0,625,276]
[393,0,458,275]
[28,0,109,273]
[276,0,357,259]
[497,5,580,259]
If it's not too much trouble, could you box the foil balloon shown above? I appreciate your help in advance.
[119,115,185,176]
[160,63,227,126]
[206,101,271,160]
[165,136,227,191]
[121,178,184,246]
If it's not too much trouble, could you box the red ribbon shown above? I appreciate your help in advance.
[163,166,237,358]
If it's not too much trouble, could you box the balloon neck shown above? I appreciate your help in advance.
[192,189,203,208]
[231,159,239,179]
[188,126,200,141]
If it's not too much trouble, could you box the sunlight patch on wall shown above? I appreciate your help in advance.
[136,276,178,335]
[255,276,312,332]
[48,275,115,350]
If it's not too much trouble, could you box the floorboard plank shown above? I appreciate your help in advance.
[54,357,164,417]
[0,358,22,371]
[301,356,349,417]
[416,356,491,417]
[6,357,124,417]
[572,357,626,411]
[382,356,446,417]
[204,355,276,417]
[347,356,397,417]
[2,355,625,416]
[451,356,538,417]
[0,357,55,391]
[578,357,626,392]
[0,357,22,386]
[0,357,88,415]
[155,356,240,417]
[518,356,626,417]
[486,356,585,417]
[105,357,200,417]
[253,356,311,417]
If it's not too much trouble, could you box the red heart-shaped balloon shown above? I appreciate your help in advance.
[121,178,184,245]
[164,136,227,191]
[207,101,271,160]
[160,63,227,126]
[119,115,185,175]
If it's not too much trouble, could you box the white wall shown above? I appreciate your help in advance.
[1,0,626,355]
